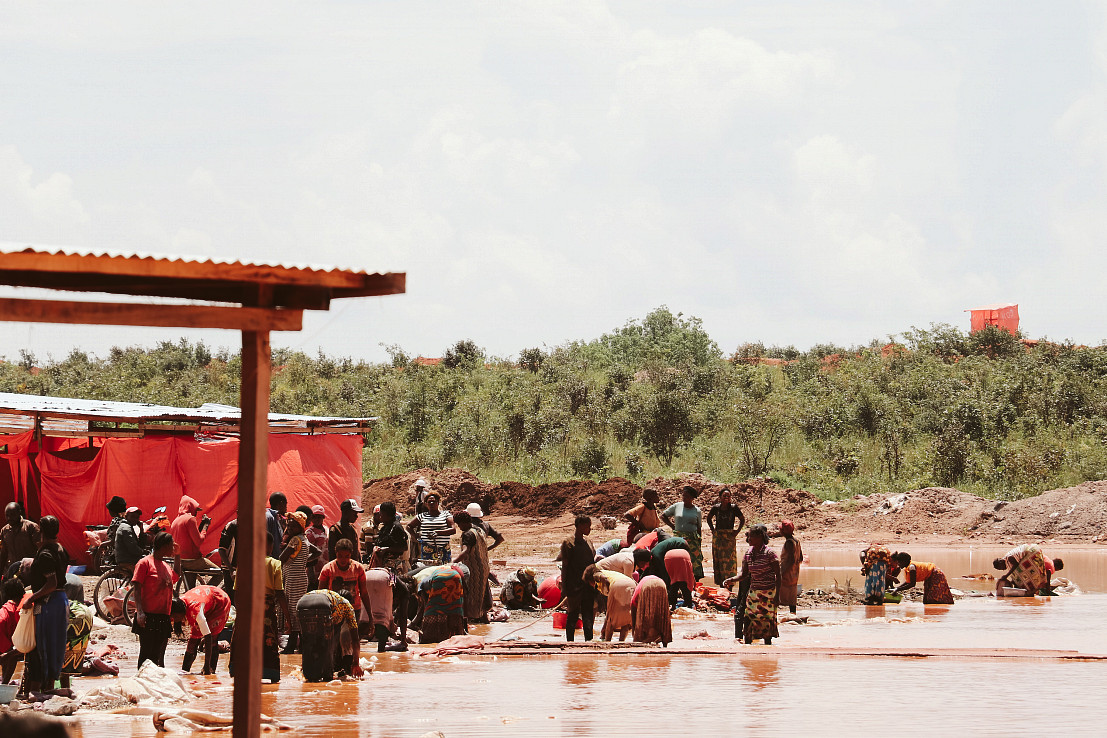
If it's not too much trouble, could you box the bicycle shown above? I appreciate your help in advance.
[92,565,133,622]
[119,552,226,626]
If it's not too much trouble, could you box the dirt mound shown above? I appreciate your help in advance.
[363,468,1107,542]
[969,480,1107,540]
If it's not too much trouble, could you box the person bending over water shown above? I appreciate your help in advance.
[892,553,954,604]
[993,544,1063,597]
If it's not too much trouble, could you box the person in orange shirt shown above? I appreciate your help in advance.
[169,496,220,588]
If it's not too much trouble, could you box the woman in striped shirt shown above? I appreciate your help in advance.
[406,493,455,566]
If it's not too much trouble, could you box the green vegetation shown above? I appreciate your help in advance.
[2,309,1106,502]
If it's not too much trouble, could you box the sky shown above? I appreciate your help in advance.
[1,1,1106,363]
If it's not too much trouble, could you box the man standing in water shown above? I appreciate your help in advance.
[557,515,595,642]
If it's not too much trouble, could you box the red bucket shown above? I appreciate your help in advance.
[551,612,582,630]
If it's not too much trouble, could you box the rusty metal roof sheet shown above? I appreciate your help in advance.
[0,243,405,309]
[0,392,376,429]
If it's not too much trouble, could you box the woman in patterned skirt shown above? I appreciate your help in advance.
[893,553,954,604]
[725,524,780,645]
[279,512,313,654]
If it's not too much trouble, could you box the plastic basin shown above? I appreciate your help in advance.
[0,683,17,704]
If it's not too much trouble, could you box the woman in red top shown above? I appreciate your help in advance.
[175,585,232,674]
[131,531,182,668]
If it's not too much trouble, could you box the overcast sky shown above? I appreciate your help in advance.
[1,1,1105,363]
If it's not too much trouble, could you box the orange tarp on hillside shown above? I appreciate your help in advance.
[968,303,1019,334]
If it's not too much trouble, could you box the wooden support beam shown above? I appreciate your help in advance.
[233,329,270,738]
[0,297,303,331]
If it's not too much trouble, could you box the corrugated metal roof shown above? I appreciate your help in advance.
[0,243,405,307]
[0,392,376,428]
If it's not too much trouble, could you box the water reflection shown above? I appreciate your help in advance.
[740,657,779,690]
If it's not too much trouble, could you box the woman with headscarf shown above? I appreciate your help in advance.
[707,488,745,585]
[892,553,954,605]
[406,493,455,566]
[279,511,312,653]
[725,524,780,645]
[453,510,492,623]
[499,567,540,610]
[631,575,672,646]
[662,485,704,580]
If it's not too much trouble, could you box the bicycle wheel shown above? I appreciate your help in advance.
[93,567,131,621]
[121,586,138,626]
[176,569,221,596]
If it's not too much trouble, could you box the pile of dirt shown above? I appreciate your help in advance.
[362,469,1107,542]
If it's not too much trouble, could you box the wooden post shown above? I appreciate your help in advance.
[233,329,270,738]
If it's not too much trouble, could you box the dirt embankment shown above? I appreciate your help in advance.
[362,470,1107,544]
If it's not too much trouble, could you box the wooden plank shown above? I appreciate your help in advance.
[0,297,302,331]
[0,249,381,289]
[233,329,270,738]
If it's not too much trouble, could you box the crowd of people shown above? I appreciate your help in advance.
[0,478,1071,695]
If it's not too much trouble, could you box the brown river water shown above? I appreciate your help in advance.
[68,546,1107,737]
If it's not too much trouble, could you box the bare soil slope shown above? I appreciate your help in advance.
[362,470,1107,544]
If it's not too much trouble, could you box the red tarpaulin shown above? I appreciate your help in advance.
[0,431,362,564]
[969,303,1019,334]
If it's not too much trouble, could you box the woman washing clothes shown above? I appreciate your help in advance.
[859,544,899,605]
[892,553,954,604]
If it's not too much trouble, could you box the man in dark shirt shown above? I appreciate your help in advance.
[329,498,363,562]
[113,506,146,572]
[266,492,288,559]
[557,515,595,642]
[0,502,41,578]
[369,502,408,574]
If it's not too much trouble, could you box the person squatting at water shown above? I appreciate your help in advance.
[892,552,954,604]
[499,567,540,610]
[556,515,595,642]
[993,544,1064,597]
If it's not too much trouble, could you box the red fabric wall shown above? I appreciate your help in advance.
[0,431,363,564]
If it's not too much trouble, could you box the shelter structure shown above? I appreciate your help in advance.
[0,245,404,738]
[0,392,375,565]
[967,303,1019,334]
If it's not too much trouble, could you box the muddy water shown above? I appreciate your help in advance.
[68,546,1107,737]
[70,596,1107,737]
[799,545,1107,593]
